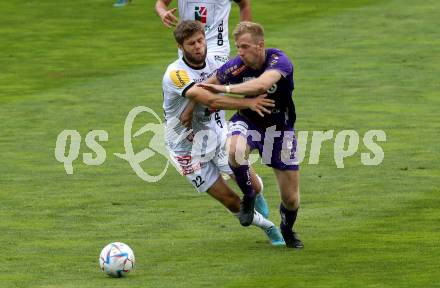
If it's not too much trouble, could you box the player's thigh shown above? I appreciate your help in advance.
[227,134,252,165]
[227,115,260,165]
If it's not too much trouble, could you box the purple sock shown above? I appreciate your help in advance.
[280,204,298,232]
[230,164,255,197]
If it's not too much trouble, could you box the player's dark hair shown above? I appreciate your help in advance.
[174,20,205,45]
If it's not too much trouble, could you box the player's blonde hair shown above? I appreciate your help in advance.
[233,21,265,43]
[174,20,205,45]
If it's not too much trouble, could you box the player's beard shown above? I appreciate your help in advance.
[183,46,207,67]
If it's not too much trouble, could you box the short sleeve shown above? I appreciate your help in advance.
[265,51,293,78]
[164,69,195,97]
[216,57,249,84]
[216,63,229,85]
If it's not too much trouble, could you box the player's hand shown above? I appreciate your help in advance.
[160,8,178,28]
[247,94,275,117]
[197,83,224,94]
[180,111,192,129]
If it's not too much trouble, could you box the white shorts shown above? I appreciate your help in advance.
[167,114,232,193]
[168,149,231,193]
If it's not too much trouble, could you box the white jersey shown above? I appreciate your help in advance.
[163,54,222,151]
[178,0,232,57]
[162,55,231,192]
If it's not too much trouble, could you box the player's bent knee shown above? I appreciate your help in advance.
[282,193,300,210]
[227,135,249,167]
[228,144,248,167]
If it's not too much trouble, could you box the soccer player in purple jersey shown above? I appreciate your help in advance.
[198,21,303,248]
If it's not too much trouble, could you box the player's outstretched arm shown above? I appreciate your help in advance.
[236,0,252,22]
[198,70,282,96]
[155,0,178,28]
[179,76,220,128]
[185,85,274,117]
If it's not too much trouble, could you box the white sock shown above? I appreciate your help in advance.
[232,210,273,230]
[252,210,273,230]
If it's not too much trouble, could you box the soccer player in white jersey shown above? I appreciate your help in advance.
[162,20,285,246]
[155,0,270,219]
[155,0,251,131]
[155,0,251,60]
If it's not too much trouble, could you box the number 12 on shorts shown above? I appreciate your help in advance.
[192,176,205,188]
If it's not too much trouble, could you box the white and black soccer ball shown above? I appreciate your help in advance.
[99,242,135,277]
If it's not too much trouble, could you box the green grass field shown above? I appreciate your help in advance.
[1,0,439,287]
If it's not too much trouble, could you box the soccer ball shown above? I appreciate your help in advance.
[99,242,135,277]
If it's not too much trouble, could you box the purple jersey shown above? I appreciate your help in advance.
[216,48,296,129]
[229,113,299,171]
